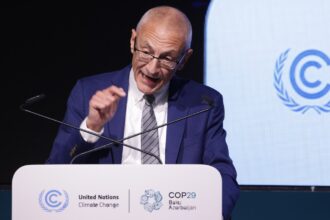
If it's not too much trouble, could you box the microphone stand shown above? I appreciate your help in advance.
[21,94,214,165]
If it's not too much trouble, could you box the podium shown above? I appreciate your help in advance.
[12,165,222,220]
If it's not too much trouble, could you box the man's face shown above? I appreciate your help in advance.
[130,24,189,95]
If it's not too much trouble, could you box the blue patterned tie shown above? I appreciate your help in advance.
[141,95,160,164]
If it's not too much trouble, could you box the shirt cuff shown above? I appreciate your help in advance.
[80,117,104,143]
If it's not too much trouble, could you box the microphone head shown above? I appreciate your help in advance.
[20,94,46,110]
[202,95,214,107]
[24,94,46,105]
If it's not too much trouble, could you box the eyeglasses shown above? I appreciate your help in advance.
[134,46,185,70]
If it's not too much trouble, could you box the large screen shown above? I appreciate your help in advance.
[205,0,330,185]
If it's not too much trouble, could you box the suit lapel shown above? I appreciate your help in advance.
[106,67,130,164]
[165,77,188,164]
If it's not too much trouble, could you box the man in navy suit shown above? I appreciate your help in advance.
[47,6,239,219]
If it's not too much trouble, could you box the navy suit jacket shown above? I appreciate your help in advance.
[47,65,239,219]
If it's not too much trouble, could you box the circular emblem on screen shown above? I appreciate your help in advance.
[39,189,69,212]
[274,49,330,113]
[140,189,163,212]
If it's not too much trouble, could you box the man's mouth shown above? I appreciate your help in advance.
[142,73,161,83]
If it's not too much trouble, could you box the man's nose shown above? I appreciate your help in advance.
[145,57,161,74]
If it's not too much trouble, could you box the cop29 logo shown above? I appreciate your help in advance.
[140,189,163,212]
[274,49,330,113]
[39,189,69,212]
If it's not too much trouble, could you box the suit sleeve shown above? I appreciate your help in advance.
[203,93,240,220]
[46,80,95,164]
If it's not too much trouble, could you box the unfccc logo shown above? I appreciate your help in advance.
[274,49,330,113]
[39,189,69,212]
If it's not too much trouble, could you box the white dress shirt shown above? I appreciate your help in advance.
[80,69,168,164]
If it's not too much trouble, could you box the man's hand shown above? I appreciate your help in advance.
[86,85,126,132]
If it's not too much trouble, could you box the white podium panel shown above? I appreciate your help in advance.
[12,165,222,220]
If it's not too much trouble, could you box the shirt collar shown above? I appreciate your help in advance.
[129,69,169,106]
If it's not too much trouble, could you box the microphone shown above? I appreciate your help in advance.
[21,94,46,107]
[201,95,215,107]
[20,94,163,164]
[71,96,214,164]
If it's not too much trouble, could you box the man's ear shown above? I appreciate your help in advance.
[130,29,137,54]
[177,48,193,71]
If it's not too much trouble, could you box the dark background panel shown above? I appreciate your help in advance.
[0,1,209,184]
[232,190,330,220]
